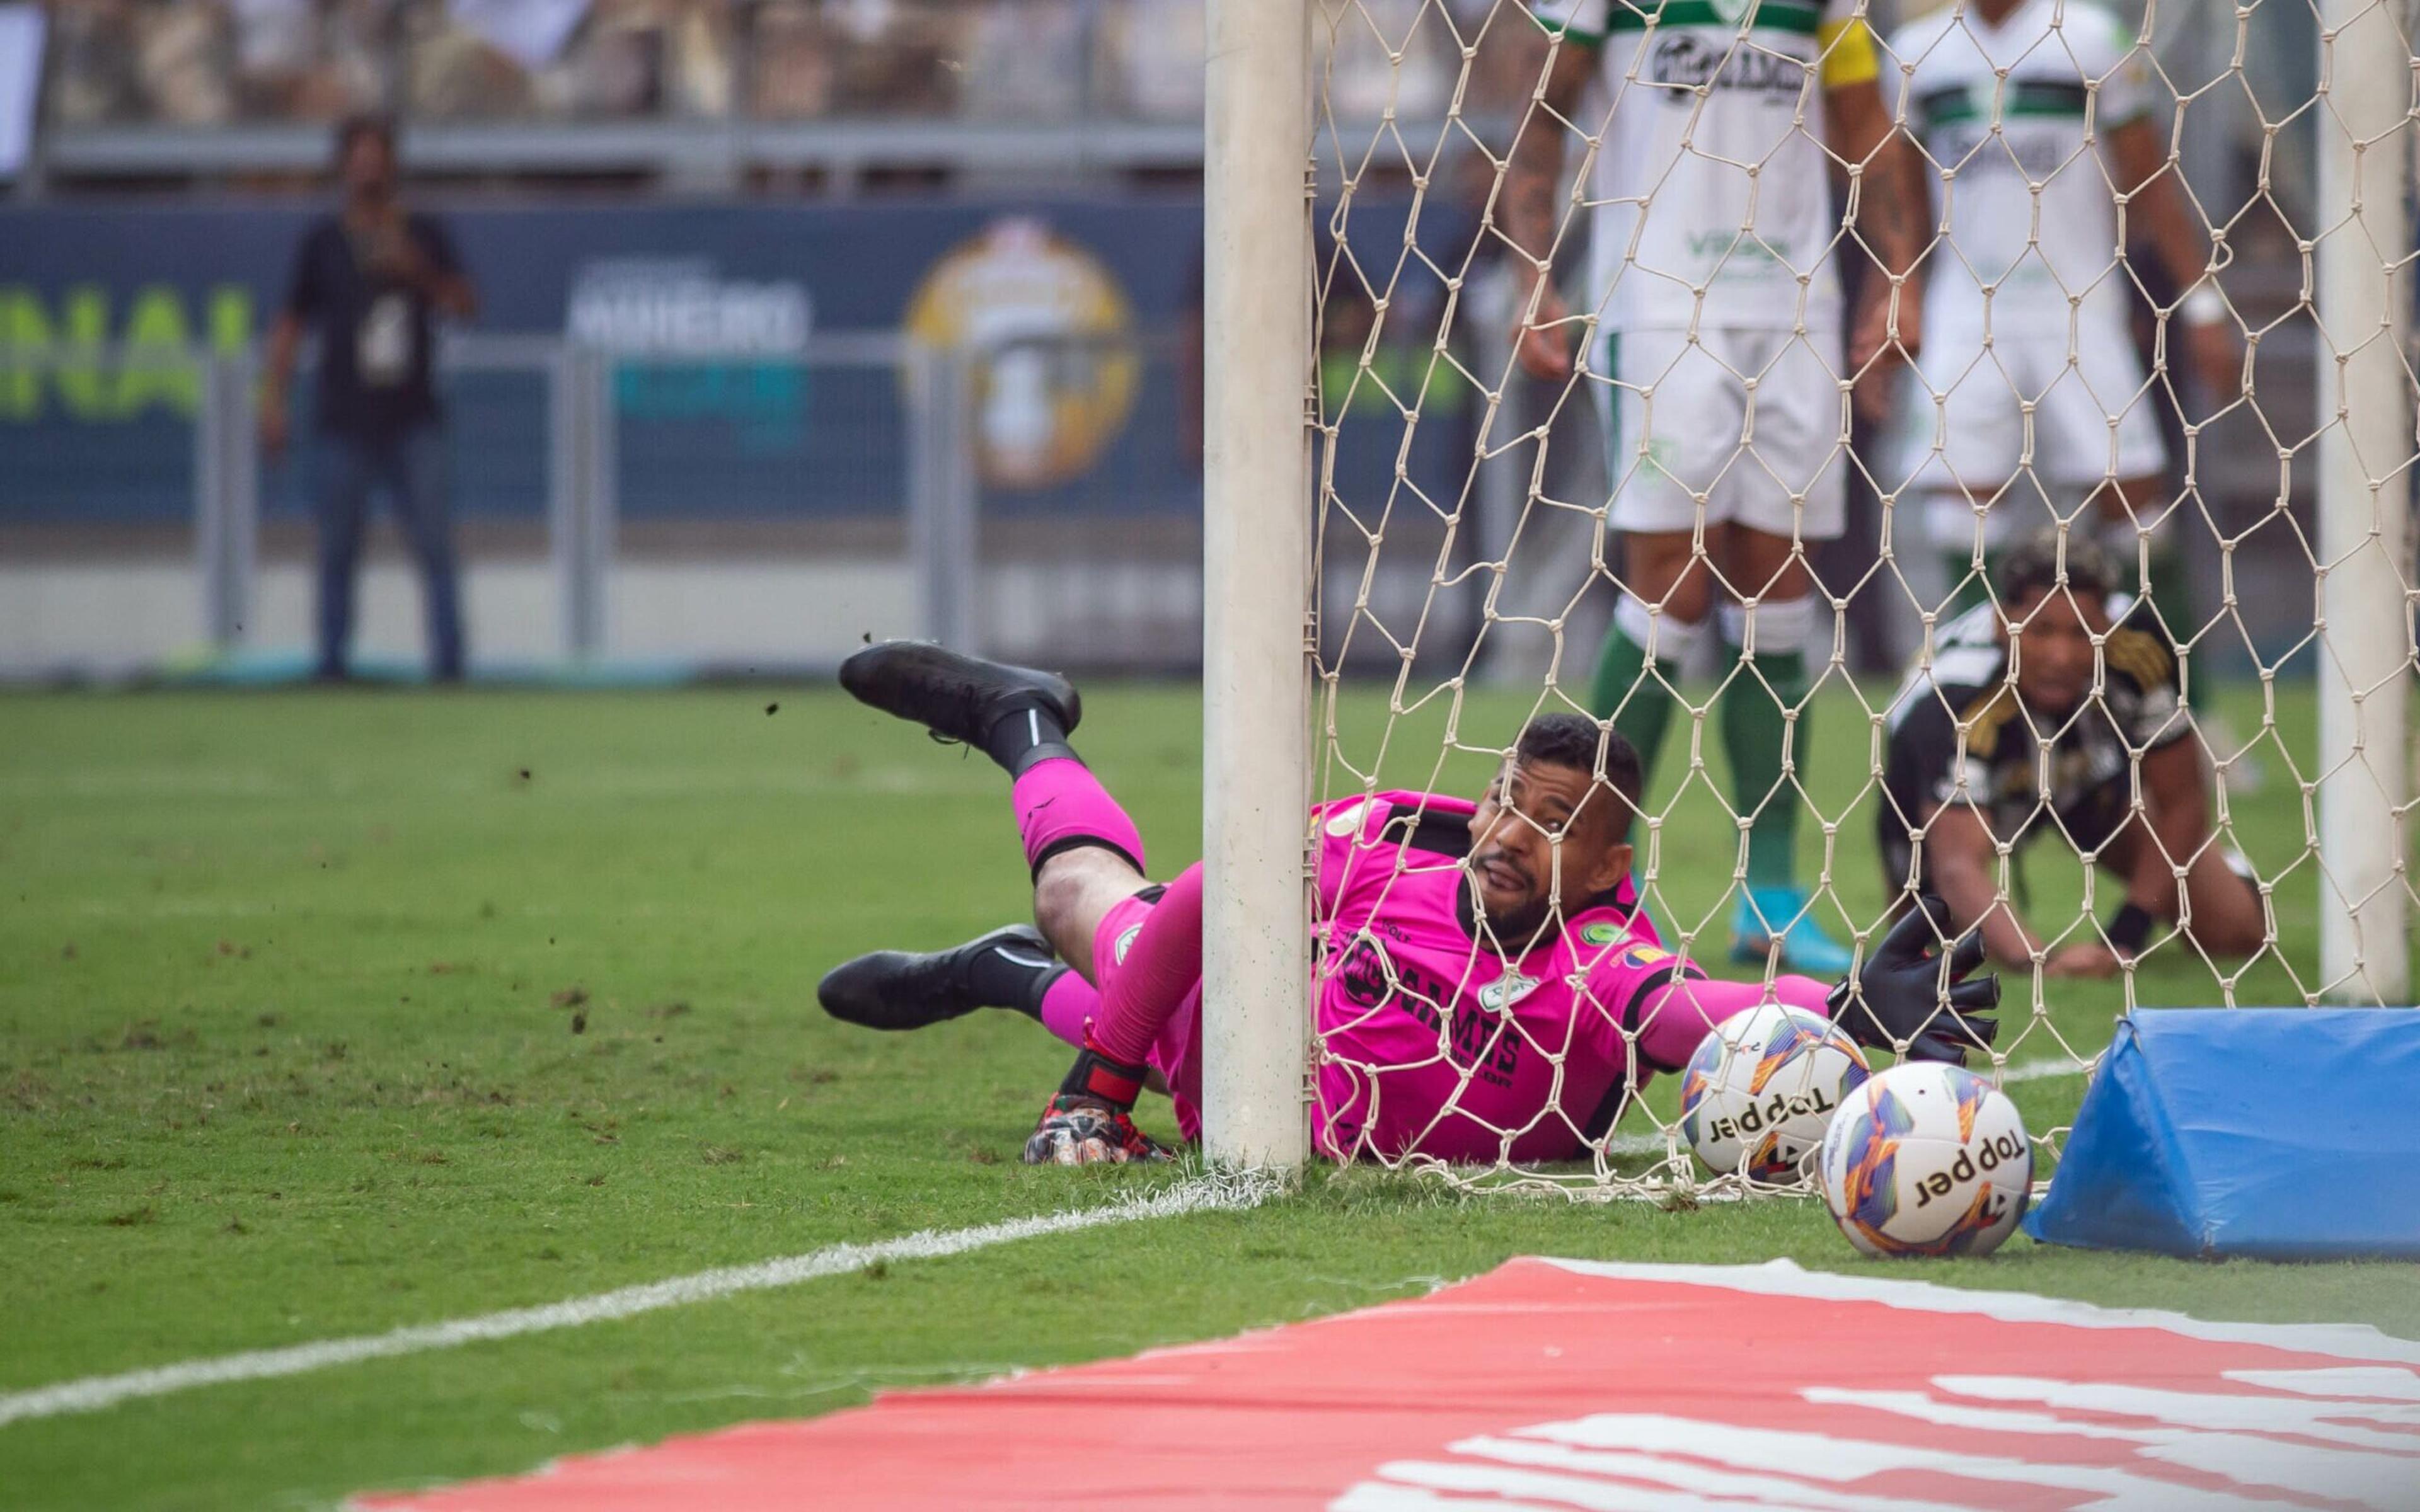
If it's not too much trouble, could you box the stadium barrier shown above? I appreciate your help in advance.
[0,330,1252,681]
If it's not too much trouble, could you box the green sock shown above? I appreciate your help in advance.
[1588,604,1689,786]
[1721,631,1811,893]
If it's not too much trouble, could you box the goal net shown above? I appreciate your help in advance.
[1207,0,2419,1194]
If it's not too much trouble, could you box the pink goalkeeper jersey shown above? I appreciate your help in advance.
[1310,791,1726,1164]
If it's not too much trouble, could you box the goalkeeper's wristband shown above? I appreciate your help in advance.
[2106,901,2156,954]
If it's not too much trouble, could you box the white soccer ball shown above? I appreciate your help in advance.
[1678,1004,1870,1183]
[1819,1061,2034,1258]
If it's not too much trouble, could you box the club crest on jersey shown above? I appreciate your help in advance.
[1580,920,1625,947]
[1114,924,1143,965]
[1476,970,1540,1012]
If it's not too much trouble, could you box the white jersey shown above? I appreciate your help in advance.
[1891,0,2157,328]
[1535,0,1866,333]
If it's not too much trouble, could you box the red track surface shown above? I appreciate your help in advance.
[361,1258,2420,1510]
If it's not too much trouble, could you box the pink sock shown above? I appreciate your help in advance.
[1091,863,1204,1067]
[1038,968,1097,1051]
[1011,758,1146,876]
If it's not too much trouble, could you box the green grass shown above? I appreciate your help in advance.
[1,684,2414,1511]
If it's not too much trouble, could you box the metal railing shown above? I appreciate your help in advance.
[1,331,996,671]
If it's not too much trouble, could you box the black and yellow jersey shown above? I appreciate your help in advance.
[1876,598,2191,890]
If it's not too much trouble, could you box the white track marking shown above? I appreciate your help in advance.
[1603,1057,2089,1157]
[0,1170,1277,1430]
[1544,1259,2420,1364]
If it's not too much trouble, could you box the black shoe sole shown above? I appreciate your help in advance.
[837,642,1081,747]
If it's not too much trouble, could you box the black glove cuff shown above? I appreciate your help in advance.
[1060,1041,1148,1111]
[2106,901,2155,953]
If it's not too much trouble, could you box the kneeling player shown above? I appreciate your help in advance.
[823,643,1998,1164]
[1878,533,2266,978]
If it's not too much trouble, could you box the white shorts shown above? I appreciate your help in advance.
[1587,325,1847,543]
[1902,303,2168,497]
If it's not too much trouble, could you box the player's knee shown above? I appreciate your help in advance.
[1643,572,1714,626]
[1032,845,1144,966]
[1032,862,1098,954]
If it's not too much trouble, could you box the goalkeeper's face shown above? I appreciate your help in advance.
[1466,757,1635,940]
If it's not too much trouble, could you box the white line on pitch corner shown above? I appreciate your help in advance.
[0,1170,1279,1430]
[1602,1057,2093,1158]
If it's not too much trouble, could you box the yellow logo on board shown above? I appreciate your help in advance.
[903,219,1138,491]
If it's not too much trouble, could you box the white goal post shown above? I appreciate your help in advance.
[1202,0,2417,1177]
[1202,0,1317,1169]
[2315,0,2412,1005]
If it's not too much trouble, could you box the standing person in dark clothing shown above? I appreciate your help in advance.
[260,113,476,682]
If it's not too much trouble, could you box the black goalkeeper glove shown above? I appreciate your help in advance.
[1825,893,2002,1064]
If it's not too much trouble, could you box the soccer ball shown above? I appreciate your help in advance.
[1678,1004,1870,1183]
[1819,1062,2033,1257]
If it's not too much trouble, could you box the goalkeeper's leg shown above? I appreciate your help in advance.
[839,642,1192,1162]
[819,924,1064,1032]
[839,639,1147,965]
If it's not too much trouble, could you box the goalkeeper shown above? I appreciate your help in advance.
[821,643,1998,1164]
[1877,532,2266,978]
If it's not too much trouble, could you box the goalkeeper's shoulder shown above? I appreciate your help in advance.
[1308,789,1477,843]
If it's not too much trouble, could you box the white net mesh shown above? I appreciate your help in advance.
[1303,0,2418,1196]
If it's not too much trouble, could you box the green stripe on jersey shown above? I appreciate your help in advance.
[1529,8,1607,43]
[1606,0,1823,37]
[1915,86,1979,130]
[2009,79,2089,117]
[1916,77,2090,133]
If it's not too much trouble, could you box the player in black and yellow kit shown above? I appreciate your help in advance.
[1877,533,2265,978]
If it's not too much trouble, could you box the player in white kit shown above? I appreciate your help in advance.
[1887,0,2234,602]
[1506,1,1931,973]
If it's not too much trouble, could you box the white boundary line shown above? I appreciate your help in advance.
[1600,1056,2091,1157]
[0,1170,1279,1431]
[1541,1257,2420,1365]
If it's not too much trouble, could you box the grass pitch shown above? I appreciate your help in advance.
[3,683,2416,1510]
